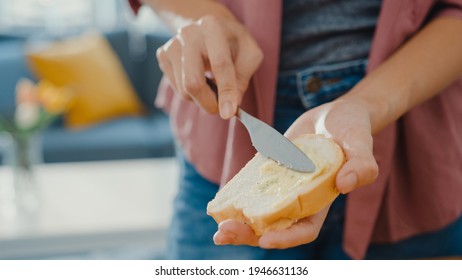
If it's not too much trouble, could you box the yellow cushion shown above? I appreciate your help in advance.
[27,32,145,128]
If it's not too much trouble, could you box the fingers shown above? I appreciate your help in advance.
[201,16,240,119]
[214,204,331,249]
[156,40,182,97]
[157,26,219,113]
[335,132,379,194]
[259,206,330,249]
[156,15,263,119]
[307,101,379,194]
[180,25,218,113]
[214,220,259,246]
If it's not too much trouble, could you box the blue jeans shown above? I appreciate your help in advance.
[168,60,462,259]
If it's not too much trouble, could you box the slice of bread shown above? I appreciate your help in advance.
[207,134,345,236]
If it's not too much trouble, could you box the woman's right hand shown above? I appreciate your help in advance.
[156,14,263,119]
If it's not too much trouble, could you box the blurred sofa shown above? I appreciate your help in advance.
[0,30,174,163]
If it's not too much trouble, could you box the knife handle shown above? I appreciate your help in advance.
[205,77,244,119]
[205,77,219,96]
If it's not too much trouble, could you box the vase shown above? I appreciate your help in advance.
[0,132,42,230]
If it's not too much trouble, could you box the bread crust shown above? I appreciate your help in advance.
[207,134,345,236]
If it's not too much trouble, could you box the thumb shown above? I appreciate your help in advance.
[335,134,379,194]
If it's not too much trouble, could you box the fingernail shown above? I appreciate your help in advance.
[214,231,236,245]
[220,101,234,119]
[341,172,358,191]
[214,236,229,245]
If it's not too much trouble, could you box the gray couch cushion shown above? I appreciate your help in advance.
[42,112,174,162]
[105,31,169,112]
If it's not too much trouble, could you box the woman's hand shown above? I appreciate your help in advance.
[156,14,263,119]
[214,206,331,249]
[214,97,379,248]
[285,97,379,194]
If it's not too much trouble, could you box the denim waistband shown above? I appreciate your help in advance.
[276,59,367,110]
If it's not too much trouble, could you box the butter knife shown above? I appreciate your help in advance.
[206,78,315,173]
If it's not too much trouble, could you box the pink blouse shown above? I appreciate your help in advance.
[130,0,462,259]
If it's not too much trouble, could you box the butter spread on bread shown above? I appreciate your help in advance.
[207,134,345,236]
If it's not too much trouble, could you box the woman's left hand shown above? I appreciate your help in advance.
[214,205,331,249]
[214,97,379,248]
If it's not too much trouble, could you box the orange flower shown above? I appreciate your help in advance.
[37,80,74,114]
[15,78,39,105]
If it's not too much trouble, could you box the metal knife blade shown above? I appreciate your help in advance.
[236,108,316,173]
[205,77,315,172]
